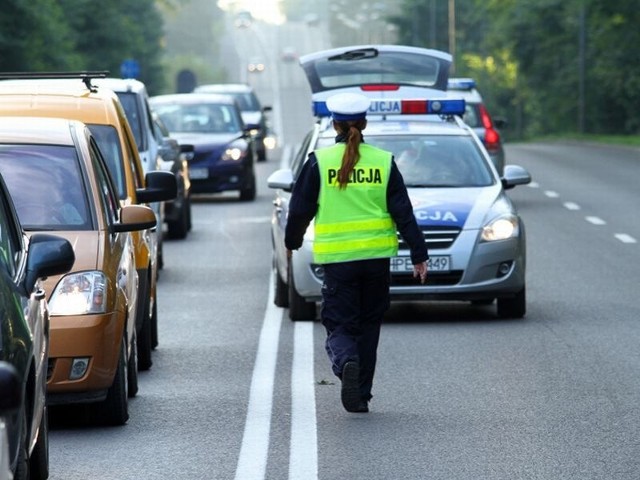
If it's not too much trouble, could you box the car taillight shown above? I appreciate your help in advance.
[360,84,400,91]
[479,104,500,151]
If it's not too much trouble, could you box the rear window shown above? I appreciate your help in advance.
[154,103,242,134]
[314,51,443,89]
[0,144,92,230]
[228,92,260,112]
[116,92,143,150]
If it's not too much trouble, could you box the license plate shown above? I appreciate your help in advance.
[390,256,451,272]
[189,168,209,179]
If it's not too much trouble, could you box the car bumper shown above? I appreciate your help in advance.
[46,311,125,404]
[189,164,252,194]
[290,233,526,302]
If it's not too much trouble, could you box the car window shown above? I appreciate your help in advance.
[116,92,145,150]
[229,92,261,111]
[462,104,480,128]
[291,130,315,179]
[89,139,120,225]
[88,124,128,198]
[0,187,20,278]
[154,103,242,134]
[0,144,92,230]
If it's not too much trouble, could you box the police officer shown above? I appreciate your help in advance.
[285,92,428,413]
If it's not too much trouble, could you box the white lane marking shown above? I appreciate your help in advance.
[615,234,637,244]
[585,216,606,225]
[545,190,559,198]
[234,273,283,480]
[289,323,318,480]
[528,181,540,188]
[564,202,581,211]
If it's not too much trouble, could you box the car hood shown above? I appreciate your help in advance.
[408,186,504,230]
[169,132,240,150]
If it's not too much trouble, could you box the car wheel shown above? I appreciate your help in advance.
[127,330,139,398]
[186,195,192,232]
[94,338,129,426]
[29,406,49,480]
[257,147,267,162]
[151,299,159,350]
[137,303,153,371]
[158,240,164,271]
[14,408,29,480]
[239,173,256,201]
[167,207,188,239]
[288,261,316,321]
[273,258,289,308]
[497,287,526,319]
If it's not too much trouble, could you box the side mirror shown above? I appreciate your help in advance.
[0,362,21,413]
[24,234,75,295]
[501,164,531,190]
[493,117,508,129]
[112,204,157,233]
[262,106,272,113]
[136,170,178,203]
[267,168,294,192]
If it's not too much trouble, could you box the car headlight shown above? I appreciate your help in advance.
[481,215,518,241]
[221,146,245,161]
[49,272,108,315]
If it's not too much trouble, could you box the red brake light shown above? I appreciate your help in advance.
[360,84,400,91]
[479,104,500,149]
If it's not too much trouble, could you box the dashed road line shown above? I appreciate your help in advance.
[585,216,606,225]
[544,190,559,198]
[615,234,637,244]
[563,202,580,211]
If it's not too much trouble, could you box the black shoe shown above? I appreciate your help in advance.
[341,361,362,412]
[353,400,369,413]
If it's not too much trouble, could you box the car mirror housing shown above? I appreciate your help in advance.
[263,106,272,112]
[112,204,157,233]
[136,170,178,203]
[501,164,531,190]
[267,168,294,192]
[24,233,75,295]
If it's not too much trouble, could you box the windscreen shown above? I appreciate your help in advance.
[316,134,494,188]
[0,145,92,230]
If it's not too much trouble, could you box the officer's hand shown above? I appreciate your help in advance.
[413,261,428,284]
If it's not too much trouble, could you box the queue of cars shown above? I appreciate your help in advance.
[268,44,531,321]
[0,71,272,478]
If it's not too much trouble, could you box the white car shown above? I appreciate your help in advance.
[268,45,532,321]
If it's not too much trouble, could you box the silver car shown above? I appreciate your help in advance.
[268,99,531,321]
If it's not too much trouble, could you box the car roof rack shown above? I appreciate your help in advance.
[0,71,110,93]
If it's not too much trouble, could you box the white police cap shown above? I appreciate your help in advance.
[326,92,371,121]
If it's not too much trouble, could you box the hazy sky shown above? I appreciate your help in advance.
[217,0,286,24]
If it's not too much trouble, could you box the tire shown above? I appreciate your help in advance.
[137,308,153,371]
[288,261,316,321]
[29,407,49,480]
[257,147,267,162]
[14,408,29,480]
[94,338,129,426]
[127,331,139,398]
[239,173,256,201]
[167,200,189,239]
[186,195,192,232]
[151,299,158,350]
[273,260,289,308]
[497,287,526,319]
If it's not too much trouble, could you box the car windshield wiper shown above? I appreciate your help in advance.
[328,48,378,61]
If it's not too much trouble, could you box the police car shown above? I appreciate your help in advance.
[447,78,507,174]
[268,46,532,321]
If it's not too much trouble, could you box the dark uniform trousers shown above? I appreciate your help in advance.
[321,257,391,402]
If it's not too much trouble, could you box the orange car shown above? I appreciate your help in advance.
[0,72,177,372]
[0,116,157,425]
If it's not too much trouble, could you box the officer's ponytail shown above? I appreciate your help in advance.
[334,119,367,189]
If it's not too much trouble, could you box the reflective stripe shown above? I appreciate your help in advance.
[314,218,395,235]
[314,235,398,254]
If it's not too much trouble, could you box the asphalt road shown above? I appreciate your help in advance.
[48,14,640,480]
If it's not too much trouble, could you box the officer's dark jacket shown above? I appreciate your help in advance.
[285,134,429,265]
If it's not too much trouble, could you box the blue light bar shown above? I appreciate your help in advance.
[312,98,466,118]
[447,78,476,91]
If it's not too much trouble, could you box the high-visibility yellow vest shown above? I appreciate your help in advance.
[313,143,398,264]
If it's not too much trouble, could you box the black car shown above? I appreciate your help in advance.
[150,93,258,201]
[193,83,272,162]
[0,170,74,479]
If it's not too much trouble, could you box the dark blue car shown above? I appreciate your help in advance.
[150,93,258,201]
